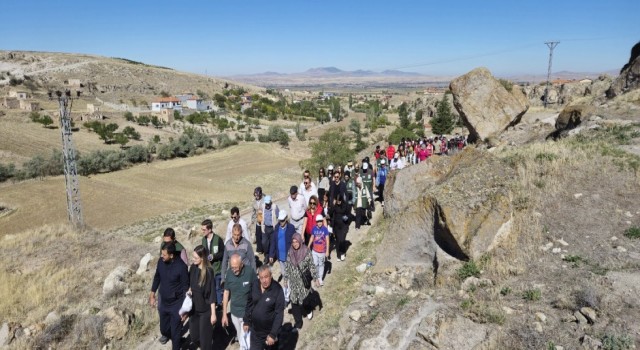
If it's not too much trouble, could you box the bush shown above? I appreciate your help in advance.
[258,134,270,143]
[300,127,355,175]
[523,288,542,301]
[624,226,640,239]
[216,134,238,149]
[601,334,633,350]
[0,163,16,182]
[125,145,149,163]
[244,132,256,142]
[457,260,481,280]
[122,126,141,140]
[388,127,418,145]
[156,144,174,160]
[267,126,290,147]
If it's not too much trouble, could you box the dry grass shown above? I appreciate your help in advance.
[0,142,301,235]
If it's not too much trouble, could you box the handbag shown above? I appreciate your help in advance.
[298,265,313,289]
[179,294,192,316]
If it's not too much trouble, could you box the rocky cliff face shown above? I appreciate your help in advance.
[607,41,640,98]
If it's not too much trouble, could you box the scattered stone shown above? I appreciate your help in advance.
[555,346,564,350]
[556,239,569,246]
[0,323,8,346]
[136,253,152,275]
[374,286,386,296]
[574,193,583,199]
[574,310,588,325]
[533,322,543,333]
[98,306,134,340]
[533,211,542,218]
[408,290,419,298]
[124,288,132,295]
[502,307,515,315]
[541,242,554,252]
[349,310,362,322]
[552,248,562,254]
[22,327,31,337]
[535,312,547,323]
[611,236,618,241]
[581,334,602,349]
[580,307,597,323]
[153,236,161,244]
[561,315,577,323]
[356,264,368,273]
[103,266,132,296]
[625,211,633,218]
[399,277,412,289]
[616,246,628,253]
[44,311,60,325]
[368,300,378,308]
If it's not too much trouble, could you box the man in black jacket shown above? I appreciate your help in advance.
[150,243,190,349]
[243,265,284,350]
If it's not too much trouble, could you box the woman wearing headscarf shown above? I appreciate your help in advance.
[284,233,319,330]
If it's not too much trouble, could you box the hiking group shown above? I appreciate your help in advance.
[149,137,466,349]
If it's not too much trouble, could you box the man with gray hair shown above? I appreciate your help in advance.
[244,265,285,350]
[222,254,256,350]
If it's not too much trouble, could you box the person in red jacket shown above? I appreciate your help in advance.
[386,142,396,160]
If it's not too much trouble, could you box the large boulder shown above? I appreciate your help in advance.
[102,266,131,297]
[450,67,529,143]
[555,104,594,131]
[377,148,515,275]
[98,306,134,340]
[607,41,640,98]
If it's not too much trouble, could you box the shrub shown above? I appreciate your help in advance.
[156,144,174,160]
[300,127,355,175]
[267,126,290,147]
[601,334,633,350]
[244,132,255,142]
[523,289,541,301]
[34,314,76,348]
[122,126,141,140]
[217,134,238,149]
[388,127,418,145]
[623,226,640,239]
[0,163,16,182]
[125,145,149,163]
[457,260,481,280]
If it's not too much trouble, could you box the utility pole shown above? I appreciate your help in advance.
[543,41,560,108]
[50,90,84,229]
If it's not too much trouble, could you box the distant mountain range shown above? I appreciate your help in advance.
[228,66,618,87]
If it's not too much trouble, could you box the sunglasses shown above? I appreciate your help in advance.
[309,202,316,205]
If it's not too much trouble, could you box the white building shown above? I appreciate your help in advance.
[151,97,182,112]
[185,97,210,111]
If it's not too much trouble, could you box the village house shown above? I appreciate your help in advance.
[1,97,20,109]
[175,93,196,104]
[67,79,82,87]
[8,90,28,99]
[87,103,100,113]
[19,100,39,111]
[154,108,175,124]
[186,96,210,111]
[151,97,182,112]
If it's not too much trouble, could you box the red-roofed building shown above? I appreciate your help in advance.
[151,97,182,111]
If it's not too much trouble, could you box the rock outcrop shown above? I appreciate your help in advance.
[102,266,131,297]
[98,307,134,340]
[555,104,594,132]
[377,148,515,276]
[607,41,640,98]
[450,67,529,143]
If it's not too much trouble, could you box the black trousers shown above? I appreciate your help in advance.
[189,309,213,350]
[262,225,274,261]
[158,301,183,350]
[250,330,276,350]
[334,228,348,257]
[291,296,313,329]
[255,224,264,253]
[377,184,385,203]
[355,207,366,228]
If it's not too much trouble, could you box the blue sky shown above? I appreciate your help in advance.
[1,0,638,77]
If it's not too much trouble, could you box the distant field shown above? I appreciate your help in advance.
[0,143,301,235]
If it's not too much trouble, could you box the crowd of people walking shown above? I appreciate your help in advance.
[149,136,467,349]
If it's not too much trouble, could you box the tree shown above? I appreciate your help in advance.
[160,90,170,97]
[39,115,54,128]
[415,109,424,122]
[124,112,135,122]
[300,127,355,175]
[152,135,161,143]
[96,123,119,144]
[349,94,353,109]
[136,115,150,126]
[151,116,162,128]
[122,126,141,140]
[398,102,411,129]
[349,119,366,151]
[430,95,455,135]
[114,133,129,148]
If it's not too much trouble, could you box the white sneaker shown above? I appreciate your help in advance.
[340,255,345,261]
[319,280,324,286]
[307,311,313,320]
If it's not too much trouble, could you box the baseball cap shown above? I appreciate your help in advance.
[381,159,386,165]
[264,195,272,204]
[362,163,369,170]
[290,185,298,195]
[327,165,334,171]
[278,210,287,221]
[315,214,323,222]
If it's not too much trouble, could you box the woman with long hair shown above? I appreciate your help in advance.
[302,195,324,246]
[284,233,319,330]
[186,245,216,350]
[317,167,330,205]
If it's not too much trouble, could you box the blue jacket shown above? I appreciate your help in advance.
[269,223,295,261]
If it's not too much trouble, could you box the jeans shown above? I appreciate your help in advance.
[231,313,250,350]
[262,226,274,261]
[312,251,325,283]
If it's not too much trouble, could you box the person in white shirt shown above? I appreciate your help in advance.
[301,177,318,205]
[288,185,307,235]
[225,206,250,243]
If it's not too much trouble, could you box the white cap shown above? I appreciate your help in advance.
[327,164,334,171]
[381,159,386,165]
[278,210,287,221]
[362,163,369,170]
[315,214,324,222]
[394,153,398,158]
